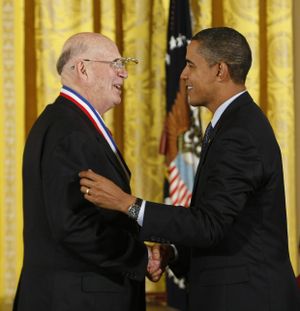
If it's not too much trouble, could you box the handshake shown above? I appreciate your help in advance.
[146,244,174,282]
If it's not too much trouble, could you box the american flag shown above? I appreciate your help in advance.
[159,1,202,310]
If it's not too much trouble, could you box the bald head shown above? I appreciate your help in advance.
[56,32,128,115]
[56,32,117,75]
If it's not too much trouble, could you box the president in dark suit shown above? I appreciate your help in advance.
[13,32,160,311]
[79,27,300,311]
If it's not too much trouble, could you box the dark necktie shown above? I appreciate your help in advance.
[201,122,213,155]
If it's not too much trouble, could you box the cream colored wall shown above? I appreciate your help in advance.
[293,0,300,270]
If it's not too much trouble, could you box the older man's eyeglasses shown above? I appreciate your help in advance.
[81,57,139,71]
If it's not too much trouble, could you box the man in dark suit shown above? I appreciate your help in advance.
[79,27,300,311]
[13,32,161,311]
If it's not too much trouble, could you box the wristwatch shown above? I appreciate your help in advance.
[127,198,143,220]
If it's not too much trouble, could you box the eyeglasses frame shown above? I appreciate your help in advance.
[81,57,138,70]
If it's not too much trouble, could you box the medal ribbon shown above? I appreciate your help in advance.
[60,85,130,181]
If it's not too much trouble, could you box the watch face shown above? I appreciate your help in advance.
[128,204,140,220]
[127,198,142,220]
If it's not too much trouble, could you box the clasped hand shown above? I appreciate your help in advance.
[146,244,173,282]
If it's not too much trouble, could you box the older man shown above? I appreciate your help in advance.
[13,32,160,311]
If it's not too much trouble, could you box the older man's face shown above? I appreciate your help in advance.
[86,46,128,114]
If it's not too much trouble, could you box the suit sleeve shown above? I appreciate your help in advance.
[140,127,263,248]
[41,130,147,280]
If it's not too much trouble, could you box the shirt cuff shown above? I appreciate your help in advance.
[137,200,146,226]
[169,244,178,262]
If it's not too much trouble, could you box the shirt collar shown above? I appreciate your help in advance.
[211,90,246,128]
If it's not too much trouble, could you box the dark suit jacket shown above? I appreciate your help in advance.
[141,92,300,311]
[13,95,148,311]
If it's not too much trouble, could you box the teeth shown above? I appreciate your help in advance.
[187,86,193,90]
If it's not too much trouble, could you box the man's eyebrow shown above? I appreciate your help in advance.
[186,59,195,65]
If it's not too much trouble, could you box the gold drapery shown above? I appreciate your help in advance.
[0,0,298,309]
[1,1,24,310]
[265,0,298,268]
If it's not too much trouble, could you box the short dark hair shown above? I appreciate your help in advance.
[56,42,88,75]
[192,27,252,84]
[56,49,72,75]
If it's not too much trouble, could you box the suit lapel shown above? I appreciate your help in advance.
[191,129,216,197]
[59,96,131,183]
[96,134,131,182]
[191,92,253,201]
